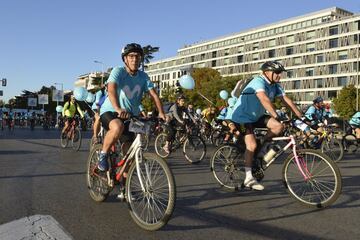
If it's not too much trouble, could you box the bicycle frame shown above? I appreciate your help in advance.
[264,135,310,181]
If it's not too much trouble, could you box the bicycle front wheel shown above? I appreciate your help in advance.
[321,137,344,162]
[282,149,342,208]
[71,128,82,151]
[60,132,68,148]
[183,135,206,164]
[211,144,245,190]
[126,153,176,231]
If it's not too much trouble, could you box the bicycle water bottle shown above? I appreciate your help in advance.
[263,145,280,164]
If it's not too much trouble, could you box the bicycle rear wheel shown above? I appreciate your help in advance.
[154,133,170,158]
[86,144,111,202]
[126,153,176,231]
[71,128,82,151]
[321,137,344,162]
[282,149,342,208]
[210,144,245,190]
[183,135,206,164]
[342,134,358,153]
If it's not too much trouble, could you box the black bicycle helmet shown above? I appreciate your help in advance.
[177,94,186,100]
[121,43,144,61]
[313,96,324,104]
[260,61,287,73]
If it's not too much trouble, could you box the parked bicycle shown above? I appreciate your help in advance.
[87,117,176,231]
[211,123,342,208]
[60,117,82,151]
[154,121,206,163]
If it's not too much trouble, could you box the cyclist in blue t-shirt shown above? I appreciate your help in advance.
[91,85,106,145]
[349,111,360,139]
[226,61,303,190]
[305,96,325,130]
[98,43,165,171]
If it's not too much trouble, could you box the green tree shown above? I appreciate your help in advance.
[333,85,357,119]
[142,45,159,71]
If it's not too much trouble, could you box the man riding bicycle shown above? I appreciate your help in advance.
[97,43,165,171]
[163,94,195,153]
[62,95,85,136]
[226,61,303,190]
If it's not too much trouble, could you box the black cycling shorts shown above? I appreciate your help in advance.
[100,111,135,142]
[243,115,271,135]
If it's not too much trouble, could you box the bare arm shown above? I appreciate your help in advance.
[149,89,165,120]
[256,91,278,119]
[281,95,303,119]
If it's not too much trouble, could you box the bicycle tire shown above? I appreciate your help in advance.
[183,135,206,164]
[282,149,342,208]
[126,153,176,231]
[342,134,358,153]
[71,128,82,151]
[86,144,111,202]
[321,137,344,162]
[154,133,170,158]
[60,132,68,148]
[210,144,245,190]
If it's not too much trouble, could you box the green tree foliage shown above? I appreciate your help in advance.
[333,85,357,119]
[142,45,160,71]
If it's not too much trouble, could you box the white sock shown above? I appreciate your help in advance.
[245,167,253,181]
[100,150,107,155]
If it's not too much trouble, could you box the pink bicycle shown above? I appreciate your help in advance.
[211,134,342,208]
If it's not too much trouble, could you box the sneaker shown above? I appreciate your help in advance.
[244,178,264,191]
[97,152,109,171]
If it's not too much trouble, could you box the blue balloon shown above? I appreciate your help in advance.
[179,75,195,90]
[196,108,202,115]
[56,105,63,113]
[73,87,88,101]
[219,90,229,100]
[86,92,95,103]
[227,97,237,107]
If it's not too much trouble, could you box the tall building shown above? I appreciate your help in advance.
[145,7,360,105]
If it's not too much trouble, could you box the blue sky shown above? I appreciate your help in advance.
[0,0,359,102]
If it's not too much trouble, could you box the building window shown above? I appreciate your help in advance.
[338,50,348,60]
[306,42,315,52]
[252,42,259,51]
[305,92,315,101]
[306,68,314,76]
[252,53,259,60]
[268,39,276,47]
[238,46,244,53]
[224,49,230,56]
[287,70,294,78]
[329,26,339,36]
[224,58,230,65]
[212,60,216,67]
[329,64,338,74]
[287,35,295,44]
[294,80,301,89]
[237,55,243,63]
[338,76,347,86]
[306,30,316,39]
[212,51,217,58]
[268,49,275,58]
[294,57,302,65]
[328,90,337,99]
[315,79,323,88]
[201,53,206,60]
[286,47,294,55]
[316,54,324,63]
[329,38,338,48]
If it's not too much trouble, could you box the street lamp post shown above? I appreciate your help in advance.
[94,60,105,86]
[54,82,63,128]
[357,33,359,111]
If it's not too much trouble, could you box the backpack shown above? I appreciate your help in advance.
[231,77,254,98]
[96,89,106,107]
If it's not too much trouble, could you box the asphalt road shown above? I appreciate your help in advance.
[0,128,359,240]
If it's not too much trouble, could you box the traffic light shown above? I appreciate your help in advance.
[1,78,6,86]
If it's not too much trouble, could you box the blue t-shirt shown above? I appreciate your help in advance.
[226,75,285,124]
[91,90,105,110]
[100,67,154,116]
[305,105,324,125]
[349,112,360,126]
[217,107,228,120]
